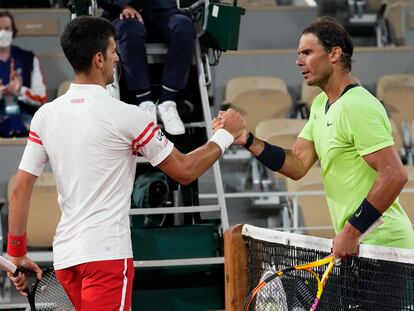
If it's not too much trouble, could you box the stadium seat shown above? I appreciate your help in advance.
[230,89,292,133]
[383,1,414,46]
[390,118,404,155]
[366,0,383,12]
[382,86,414,135]
[286,166,335,239]
[236,0,277,10]
[225,77,293,133]
[376,73,414,102]
[255,117,307,148]
[8,172,60,248]
[225,76,289,104]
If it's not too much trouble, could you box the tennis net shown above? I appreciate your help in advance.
[241,224,414,311]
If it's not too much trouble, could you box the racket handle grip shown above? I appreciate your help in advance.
[13,267,24,277]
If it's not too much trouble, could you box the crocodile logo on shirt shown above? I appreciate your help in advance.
[326,122,333,127]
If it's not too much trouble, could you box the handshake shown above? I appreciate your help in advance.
[212,109,248,146]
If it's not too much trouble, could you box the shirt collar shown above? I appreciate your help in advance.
[68,83,108,95]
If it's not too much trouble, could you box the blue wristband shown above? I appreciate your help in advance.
[348,198,382,234]
[256,142,285,171]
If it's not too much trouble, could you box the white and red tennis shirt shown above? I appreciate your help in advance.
[19,83,174,270]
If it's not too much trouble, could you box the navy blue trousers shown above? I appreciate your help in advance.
[112,8,196,93]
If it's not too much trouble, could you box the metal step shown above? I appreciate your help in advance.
[129,205,221,215]
[134,256,224,268]
[0,303,28,310]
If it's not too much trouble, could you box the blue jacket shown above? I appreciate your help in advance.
[0,45,34,88]
[98,0,177,13]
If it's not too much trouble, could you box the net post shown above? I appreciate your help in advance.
[224,224,248,311]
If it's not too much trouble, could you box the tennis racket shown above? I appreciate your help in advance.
[0,255,74,311]
[243,218,384,311]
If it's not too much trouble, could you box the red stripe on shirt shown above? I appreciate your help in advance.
[131,122,155,148]
[29,131,40,138]
[139,127,159,149]
[28,136,42,145]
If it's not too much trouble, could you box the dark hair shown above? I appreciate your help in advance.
[60,16,116,74]
[0,10,18,38]
[302,16,353,71]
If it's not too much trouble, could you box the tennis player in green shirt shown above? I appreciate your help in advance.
[213,16,414,260]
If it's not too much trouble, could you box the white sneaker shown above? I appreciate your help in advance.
[139,101,157,123]
[158,101,185,135]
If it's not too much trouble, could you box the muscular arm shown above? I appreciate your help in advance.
[157,142,222,185]
[248,136,318,180]
[155,108,245,184]
[363,145,407,213]
[8,170,38,236]
[333,145,407,259]
[8,170,42,294]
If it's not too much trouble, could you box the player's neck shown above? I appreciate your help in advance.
[74,71,106,88]
[323,71,354,104]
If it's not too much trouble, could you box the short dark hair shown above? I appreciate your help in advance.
[60,16,116,74]
[0,10,18,38]
[302,16,353,71]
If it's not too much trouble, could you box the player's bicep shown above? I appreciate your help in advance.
[363,145,404,174]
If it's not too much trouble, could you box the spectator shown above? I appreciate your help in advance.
[0,10,47,137]
[99,0,196,135]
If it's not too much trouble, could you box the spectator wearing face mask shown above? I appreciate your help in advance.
[0,10,48,137]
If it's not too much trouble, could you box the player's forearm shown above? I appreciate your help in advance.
[8,187,32,236]
[181,142,223,184]
[366,166,407,214]
[158,129,233,185]
[347,165,407,235]
[8,170,37,236]
[159,143,222,185]
[246,136,313,180]
[278,150,311,180]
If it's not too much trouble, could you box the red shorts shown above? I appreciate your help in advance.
[55,258,134,311]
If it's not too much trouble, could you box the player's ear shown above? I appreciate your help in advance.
[92,52,105,69]
[329,46,342,64]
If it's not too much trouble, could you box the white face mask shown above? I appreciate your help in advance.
[0,30,13,48]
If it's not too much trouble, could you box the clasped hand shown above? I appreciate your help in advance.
[212,109,247,145]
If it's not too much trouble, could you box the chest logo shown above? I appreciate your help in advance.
[326,122,333,127]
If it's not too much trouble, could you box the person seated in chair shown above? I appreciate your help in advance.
[0,10,48,137]
[99,0,196,135]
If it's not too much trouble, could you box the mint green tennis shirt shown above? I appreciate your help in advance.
[299,86,414,249]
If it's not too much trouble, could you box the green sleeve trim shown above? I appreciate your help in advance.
[298,132,313,142]
[359,139,394,156]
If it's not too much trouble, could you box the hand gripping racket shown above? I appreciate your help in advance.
[243,218,384,311]
[0,256,74,311]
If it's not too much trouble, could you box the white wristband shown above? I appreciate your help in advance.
[209,129,234,154]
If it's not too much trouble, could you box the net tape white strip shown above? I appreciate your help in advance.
[242,224,414,265]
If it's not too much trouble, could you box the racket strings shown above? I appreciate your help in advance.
[33,271,74,311]
[251,270,319,311]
